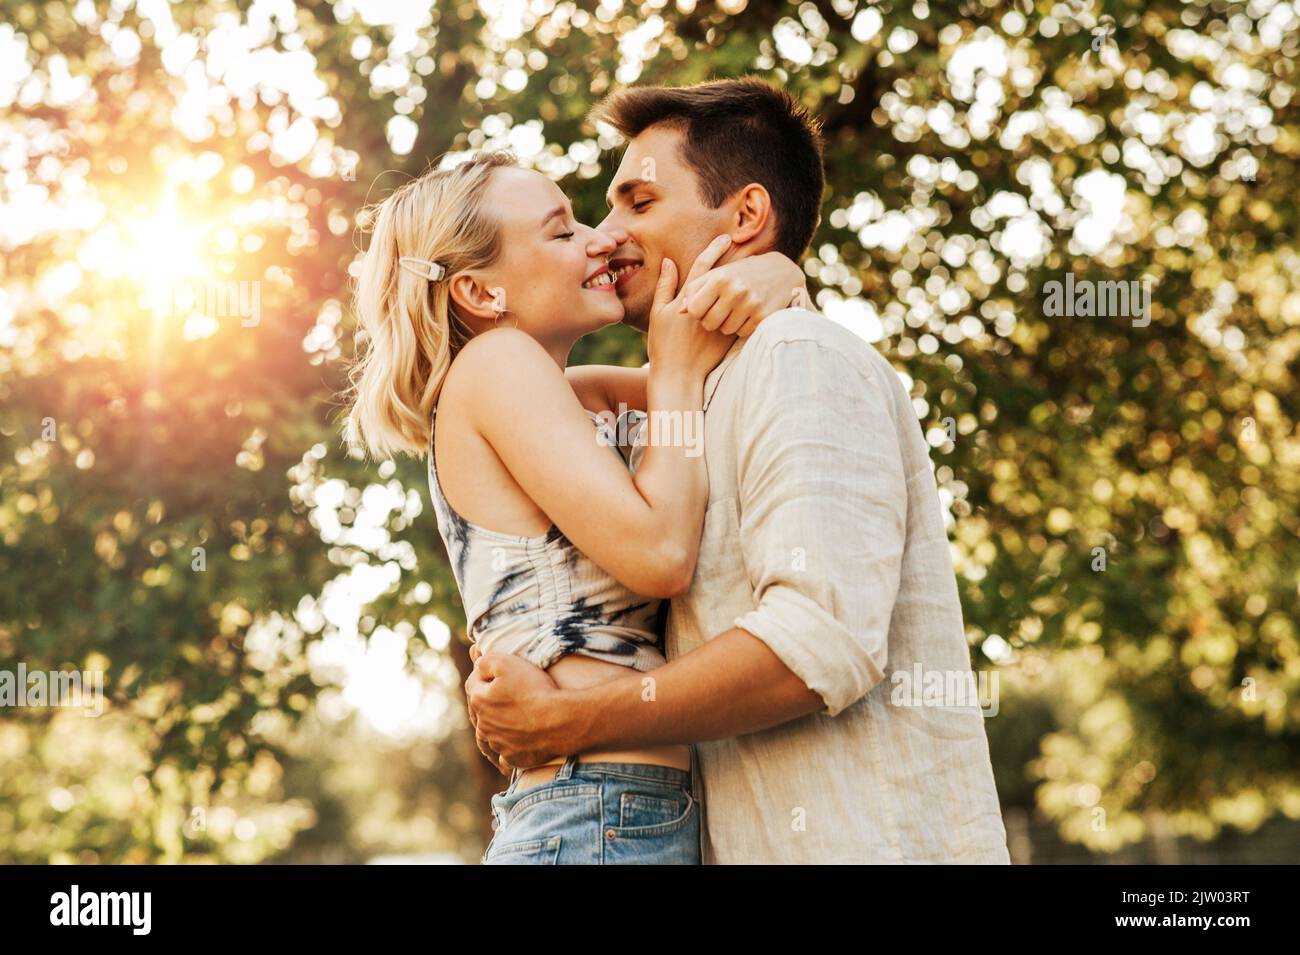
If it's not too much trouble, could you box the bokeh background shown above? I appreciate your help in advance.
[2,0,1298,864]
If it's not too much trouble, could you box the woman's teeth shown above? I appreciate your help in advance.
[583,271,616,289]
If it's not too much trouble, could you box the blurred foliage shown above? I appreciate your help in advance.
[0,0,1297,862]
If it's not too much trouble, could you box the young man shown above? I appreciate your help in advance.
[466,78,1010,864]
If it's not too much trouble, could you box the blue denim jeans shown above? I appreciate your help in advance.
[483,754,701,865]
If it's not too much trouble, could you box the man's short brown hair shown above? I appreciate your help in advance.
[591,77,825,259]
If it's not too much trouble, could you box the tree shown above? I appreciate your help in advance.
[1,0,1296,861]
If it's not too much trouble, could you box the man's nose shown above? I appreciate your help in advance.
[586,227,619,256]
[595,211,627,244]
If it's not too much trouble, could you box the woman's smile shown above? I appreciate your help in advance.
[581,264,618,291]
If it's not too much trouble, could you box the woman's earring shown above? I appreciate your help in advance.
[489,286,515,328]
[490,286,504,324]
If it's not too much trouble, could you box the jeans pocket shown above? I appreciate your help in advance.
[484,833,562,865]
[614,787,696,836]
[498,782,599,827]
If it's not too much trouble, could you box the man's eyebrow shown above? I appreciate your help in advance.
[605,177,651,209]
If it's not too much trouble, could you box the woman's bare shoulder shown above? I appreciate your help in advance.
[451,327,550,382]
[443,328,555,404]
[441,328,585,437]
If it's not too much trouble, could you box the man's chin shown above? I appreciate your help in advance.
[616,291,653,333]
[620,311,650,334]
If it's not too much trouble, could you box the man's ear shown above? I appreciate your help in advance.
[727,183,775,247]
[448,272,501,324]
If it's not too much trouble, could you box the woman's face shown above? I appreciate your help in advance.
[477,167,623,344]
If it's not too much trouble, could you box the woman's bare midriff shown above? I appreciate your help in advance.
[531,653,691,772]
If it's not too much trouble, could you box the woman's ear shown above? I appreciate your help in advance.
[728,183,775,247]
[448,272,500,324]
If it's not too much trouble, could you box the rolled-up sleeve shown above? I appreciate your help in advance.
[730,332,907,717]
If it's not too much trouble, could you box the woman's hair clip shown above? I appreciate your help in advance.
[399,256,448,281]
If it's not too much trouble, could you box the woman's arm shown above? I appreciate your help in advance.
[563,249,809,414]
[680,250,807,335]
[565,364,647,416]
[460,243,734,599]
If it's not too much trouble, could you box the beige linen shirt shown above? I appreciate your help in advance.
[663,308,1010,864]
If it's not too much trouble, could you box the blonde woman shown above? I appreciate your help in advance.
[343,151,803,864]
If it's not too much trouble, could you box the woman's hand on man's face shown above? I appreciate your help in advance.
[645,234,737,378]
[678,249,809,337]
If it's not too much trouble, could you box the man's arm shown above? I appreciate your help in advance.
[468,628,821,768]
[468,319,907,767]
[724,326,907,717]
[575,627,823,747]
[576,327,906,742]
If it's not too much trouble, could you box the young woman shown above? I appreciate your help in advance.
[343,150,804,864]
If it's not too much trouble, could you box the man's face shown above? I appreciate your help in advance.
[597,124,731,332]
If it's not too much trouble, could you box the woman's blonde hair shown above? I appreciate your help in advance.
[343,150,516,459]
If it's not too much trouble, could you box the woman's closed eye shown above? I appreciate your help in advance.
[553,230,575,240]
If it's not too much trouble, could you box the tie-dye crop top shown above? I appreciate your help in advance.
[427,404,667,672]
